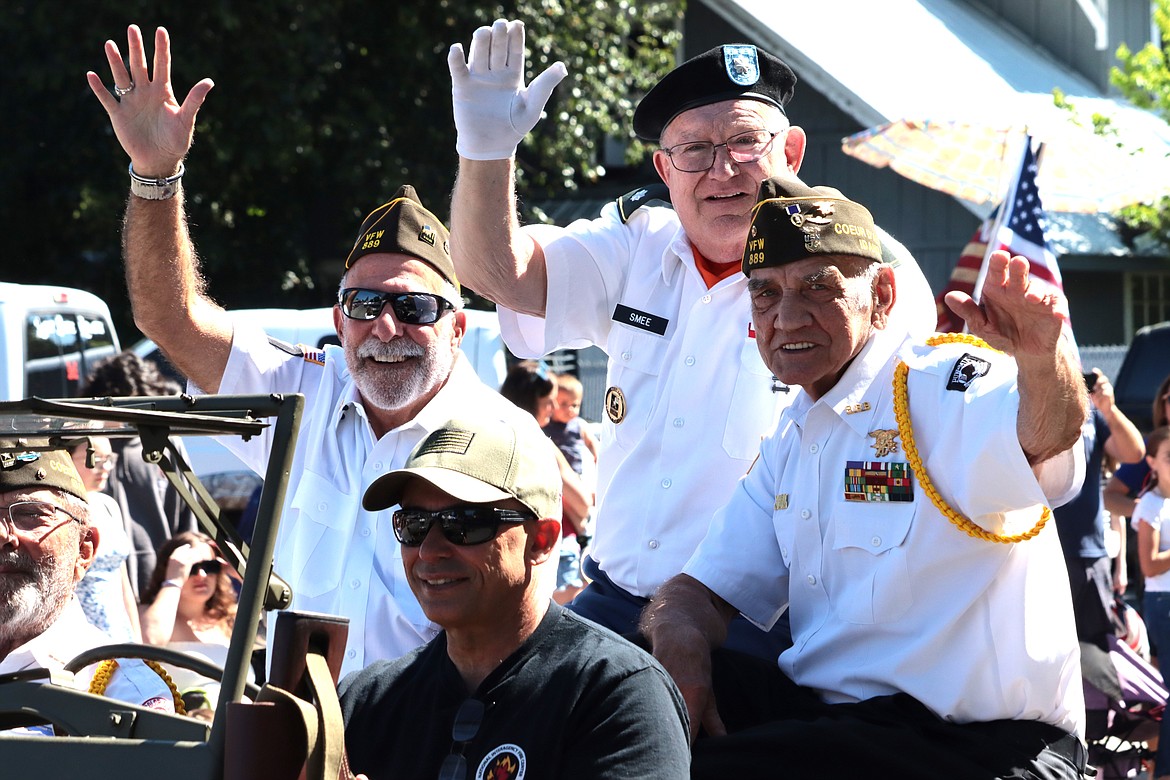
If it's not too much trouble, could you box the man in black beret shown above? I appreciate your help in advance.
[447,20,934,661]
[0,441,176,721]
[88,25,540,677]
[640,177,1089,777]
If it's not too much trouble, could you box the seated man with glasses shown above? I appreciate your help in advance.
[0,441,176,731]
[339,415,690,780]
[89,26,535,676]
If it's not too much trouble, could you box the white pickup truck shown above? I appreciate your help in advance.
[0,282,121,401]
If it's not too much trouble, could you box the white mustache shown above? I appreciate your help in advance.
[356,339,425,361]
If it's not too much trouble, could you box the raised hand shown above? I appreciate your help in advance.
[86,25,213,178]
[943,250,1068,359]
[448,18,567,160]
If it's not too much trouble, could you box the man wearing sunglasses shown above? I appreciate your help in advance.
[0,441,176,728]
[448,20,938,661]
[338,415,690,779]
[88,26,535,677]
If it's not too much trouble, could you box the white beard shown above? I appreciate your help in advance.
[346,336,454,412]
[0,549,75,646]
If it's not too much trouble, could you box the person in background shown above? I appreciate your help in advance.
[340,415,690,779]
[139,530,247,714]
[79,352,197,599]
[1052,368,1144,647]
[544,372,599,493]
[1105,371,1170,522]
[499,361,591,602]
[69,436,141,643]
[0,440,174,728]
[1131,425,1170,780]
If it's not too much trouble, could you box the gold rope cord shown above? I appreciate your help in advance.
[893,333,1050,544]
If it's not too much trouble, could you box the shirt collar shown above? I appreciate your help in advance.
[0,598,101,677]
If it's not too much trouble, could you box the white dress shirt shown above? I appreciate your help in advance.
[686,326,1086,737]
[212,321,533,677]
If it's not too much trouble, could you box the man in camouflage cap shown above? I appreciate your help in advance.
[641,176,1091,777]
[0,440,175,723]
[89,25,534,675]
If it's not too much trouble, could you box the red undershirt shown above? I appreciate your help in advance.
[691,242,741,289]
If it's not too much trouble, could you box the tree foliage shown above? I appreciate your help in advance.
[0,1,682,339]
[1110,0,1170,248]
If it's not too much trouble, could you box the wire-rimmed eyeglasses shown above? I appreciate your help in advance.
[0,501,83,542]
[661,129,781,172]
[438,698,485,780]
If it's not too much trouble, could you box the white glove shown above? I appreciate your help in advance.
[448,18,567,161]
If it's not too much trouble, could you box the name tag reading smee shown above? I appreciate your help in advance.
[613,304,669,336]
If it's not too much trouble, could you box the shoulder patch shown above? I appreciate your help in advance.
[616,183,672,224]
[946,353,991,391]
[266,337,326,366]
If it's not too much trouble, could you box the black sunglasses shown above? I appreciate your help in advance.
[339,289,455,325]
[190,559,222,578]
[438,698,485,780]
[392,507,534,547]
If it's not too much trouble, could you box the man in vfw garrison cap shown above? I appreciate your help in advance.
[446,19,935,660]
[640,176,1091,778]
[0,440,176,725]
[90,24,533,675]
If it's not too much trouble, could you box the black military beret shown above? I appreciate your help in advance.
[633,44,797,141]
[345,184,458,290]
[743,177,883,275]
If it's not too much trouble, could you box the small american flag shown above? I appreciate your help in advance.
[936,137,1076,356]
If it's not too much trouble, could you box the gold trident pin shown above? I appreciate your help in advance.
[869,429,900,457]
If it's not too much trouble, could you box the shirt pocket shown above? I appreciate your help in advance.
[831,502,915,625]
[284,469,349,599]
[604,325,667,451]
[722,337,776,460]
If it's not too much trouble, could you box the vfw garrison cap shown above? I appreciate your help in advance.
[363,416,561,521]
[743,176,884,275]
[0,439,87,501]
[345,184,459,290]
[633,44,797,141]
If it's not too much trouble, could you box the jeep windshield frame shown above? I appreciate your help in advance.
[0,392,303,778]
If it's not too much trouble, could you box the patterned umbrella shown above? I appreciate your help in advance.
[840,119,1170,213]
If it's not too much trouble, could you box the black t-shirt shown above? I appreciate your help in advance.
[339,602,691,780]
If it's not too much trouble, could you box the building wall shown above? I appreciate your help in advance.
[967,0,1152,93]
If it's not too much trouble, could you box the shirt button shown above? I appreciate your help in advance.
[673,417,684,428]
[871,536,882,547]
[648,539,659,549]
[661,478,672,489]
[800,509,811,519]
[350,579,361,589]
[621,351,632,361]
[684,356,696,366]
[347,649,357,660]
[362,527,371,537]
[809,443,819,454]
[702,294,712,304]
[807,574,817,586]
[372,461,383,471]
[317,502,327,512]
